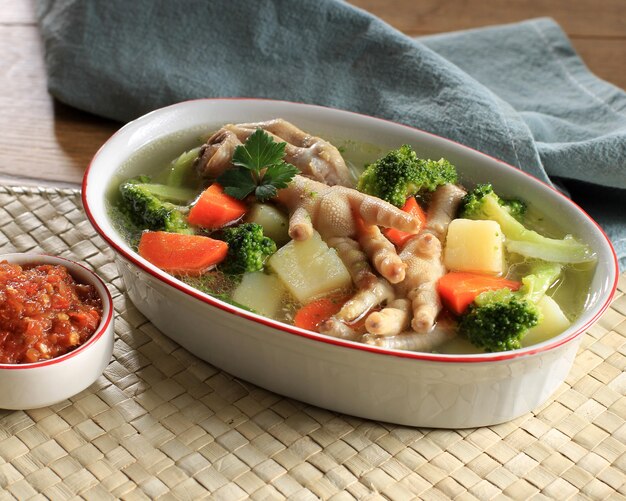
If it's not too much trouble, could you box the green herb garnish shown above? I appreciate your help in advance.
[217,129,299,202]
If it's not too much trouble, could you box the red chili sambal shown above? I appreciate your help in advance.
[0,261,103,364]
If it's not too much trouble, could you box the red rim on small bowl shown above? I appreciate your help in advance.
[82,98,619,364]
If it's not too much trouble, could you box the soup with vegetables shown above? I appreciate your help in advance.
[107,119,596,354]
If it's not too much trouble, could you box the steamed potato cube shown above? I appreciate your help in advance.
[246,203,290,247]
[522,295,571,347]
[444,219,504,275]
[268,231,351,303]
[232,272,284,318]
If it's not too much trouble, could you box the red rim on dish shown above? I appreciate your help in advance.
[82,98,619,364]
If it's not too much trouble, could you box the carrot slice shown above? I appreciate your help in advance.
[437,272,521,315]
[384,197,426,246]
[138,231,228,276]
[294,293,352,332]
[188,183,247,229]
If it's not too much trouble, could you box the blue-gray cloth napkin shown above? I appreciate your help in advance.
[36,0,626,269]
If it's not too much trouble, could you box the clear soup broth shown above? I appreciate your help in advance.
[107,126,595,355]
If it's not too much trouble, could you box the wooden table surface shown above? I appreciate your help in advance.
[1,0,625,187]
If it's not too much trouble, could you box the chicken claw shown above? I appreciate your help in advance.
[327,236,377,290]
[399,231,445,332]
[317,235,396,339]
[365,299,411,336]
[274,176,420,240]
[357,222,406,284]
[274,175,419,283]
[362,320,457,352]
[318,276,395,340]
[274,175,424,336]
[396,184,467,333]
[425,183,468,242]
[195,119,354,187]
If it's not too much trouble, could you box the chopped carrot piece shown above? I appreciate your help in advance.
[188,183,247,229]
[138,231,228,276]
[437,272,521,315]
[294,293,352,332]
[384,197,426,246]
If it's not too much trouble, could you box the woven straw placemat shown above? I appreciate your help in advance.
[0,186,623,501]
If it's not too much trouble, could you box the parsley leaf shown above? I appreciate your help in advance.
[218,129,299,203]
[219,168,257,200]
[232,129,287,171]
[264,161,300,189]
[254,184,279,202]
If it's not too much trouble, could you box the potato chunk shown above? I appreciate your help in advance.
[268,231,351,303]
[245,203,290,247]
[232,272,284,318]
[444,219,504,275]
[522,295,571,347]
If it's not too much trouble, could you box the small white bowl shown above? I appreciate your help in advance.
[0,253,114,410]
[83,99,618,428]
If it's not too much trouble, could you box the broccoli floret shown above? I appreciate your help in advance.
[119,176,192,234]
[218,223,277,275]
[499,197,526,221]
[460,261,562,352]
[461,294,540,352]
[356,145,458,207]
[459,184,594,263]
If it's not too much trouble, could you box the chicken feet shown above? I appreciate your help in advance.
[274,175,423,337]
[274,175,420,283]
[369,184,467,335]
[194,118,354,187]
